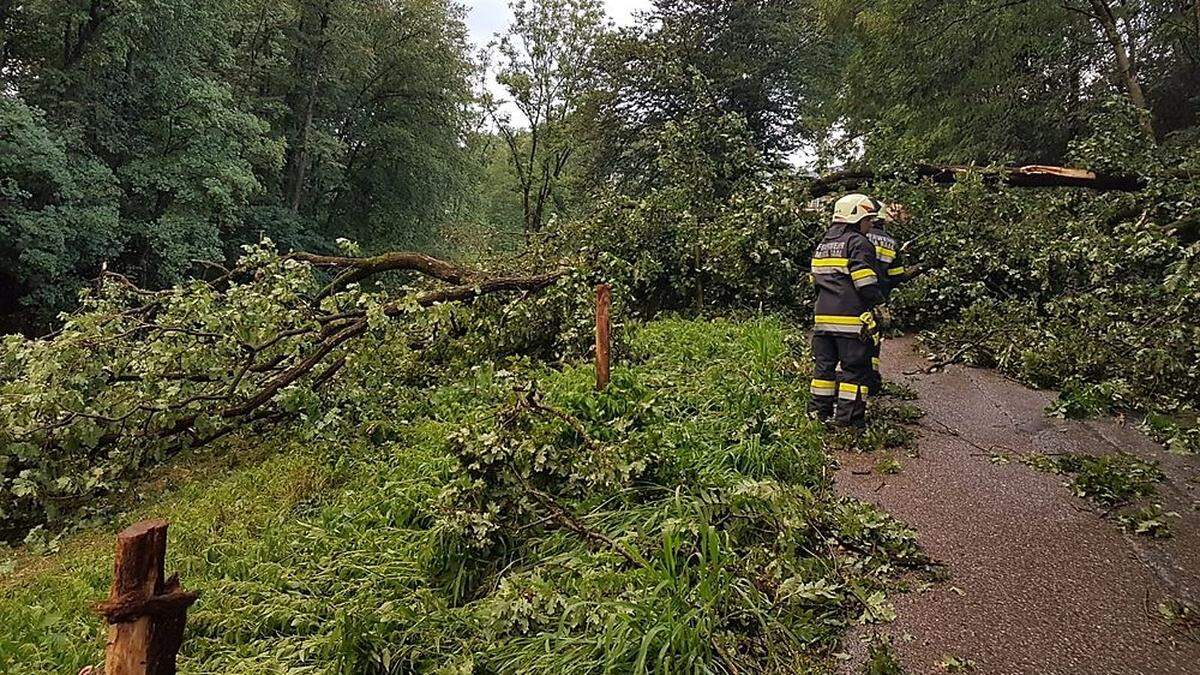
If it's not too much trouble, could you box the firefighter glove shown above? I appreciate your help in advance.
[872,305,894,331]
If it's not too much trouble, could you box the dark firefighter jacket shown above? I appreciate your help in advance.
[866,222,908,298]
[811,222,885,335]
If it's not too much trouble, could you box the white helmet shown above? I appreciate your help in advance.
[832,194,882,224]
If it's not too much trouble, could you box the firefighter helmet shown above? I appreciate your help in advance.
[832,194,881,224]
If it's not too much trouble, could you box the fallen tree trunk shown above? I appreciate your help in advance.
[808,163,1152,197]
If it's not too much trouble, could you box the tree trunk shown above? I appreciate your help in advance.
[1087,0,1155,137]
[61,0,109,68]
[595,284,611,391]
[808,163,1149,197]
[283,0,332,213]
[288,73,320,213]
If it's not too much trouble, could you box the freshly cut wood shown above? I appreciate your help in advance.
[96,520,197,675]
[808,164,1147,197]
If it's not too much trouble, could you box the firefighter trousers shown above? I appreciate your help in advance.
[808,333,872,428]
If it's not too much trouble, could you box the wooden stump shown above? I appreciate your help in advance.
[96,520,198,675]
[595,283,611,391]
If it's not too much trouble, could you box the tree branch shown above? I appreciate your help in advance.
[287,250,477,299]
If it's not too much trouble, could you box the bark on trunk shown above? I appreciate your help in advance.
[97,520,197,675]
[594,284,611,391]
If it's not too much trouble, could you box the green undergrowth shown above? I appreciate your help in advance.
[0,317,924,674]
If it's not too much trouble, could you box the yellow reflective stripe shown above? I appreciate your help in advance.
[888,266,906,276]
[851,268,875,280]
[814,323,861,334]
[814,314,863,325]
[853,274,879,288]
[837,383,869,399]
[810,379,836,396]
[812,257,850,275]
[875,246,896,260]
[812,257,850,267]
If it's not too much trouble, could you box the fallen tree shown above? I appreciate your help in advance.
[807,163,1163,197]
[0,242,568,538]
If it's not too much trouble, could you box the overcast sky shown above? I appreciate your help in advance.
[465,0,650,45]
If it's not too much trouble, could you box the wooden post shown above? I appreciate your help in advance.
[96,520,198,675]
[595,283,611,391]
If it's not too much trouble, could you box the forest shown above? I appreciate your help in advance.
[1,0,1199,672]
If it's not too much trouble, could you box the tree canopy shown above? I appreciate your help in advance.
[1,0,475,331]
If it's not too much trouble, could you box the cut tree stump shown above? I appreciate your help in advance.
[95,519,198,675]
[595,283,611,391]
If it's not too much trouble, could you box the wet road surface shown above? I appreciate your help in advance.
[837,337,1200,674]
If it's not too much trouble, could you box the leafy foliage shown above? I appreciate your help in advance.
[1115,503,1178,538]
[0,98,120,332]
[580,0,832,187]
[824,0,1200,164]
[864,639,906,674]
[0,241,563,538]
[545,110,824,319]
[488,0,606,237]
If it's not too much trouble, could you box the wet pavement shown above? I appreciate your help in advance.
[836,337,1200,675]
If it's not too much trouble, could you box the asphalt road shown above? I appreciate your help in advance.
[836,337,1200,674]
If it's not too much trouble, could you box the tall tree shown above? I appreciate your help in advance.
[3,0,278,309]
[489,0,606,240]
[577,0,833,191]
[0,98,120,334]
[233,0,477,250]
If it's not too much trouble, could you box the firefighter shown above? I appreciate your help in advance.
[808,194,888,428]
[866,203,924,393]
